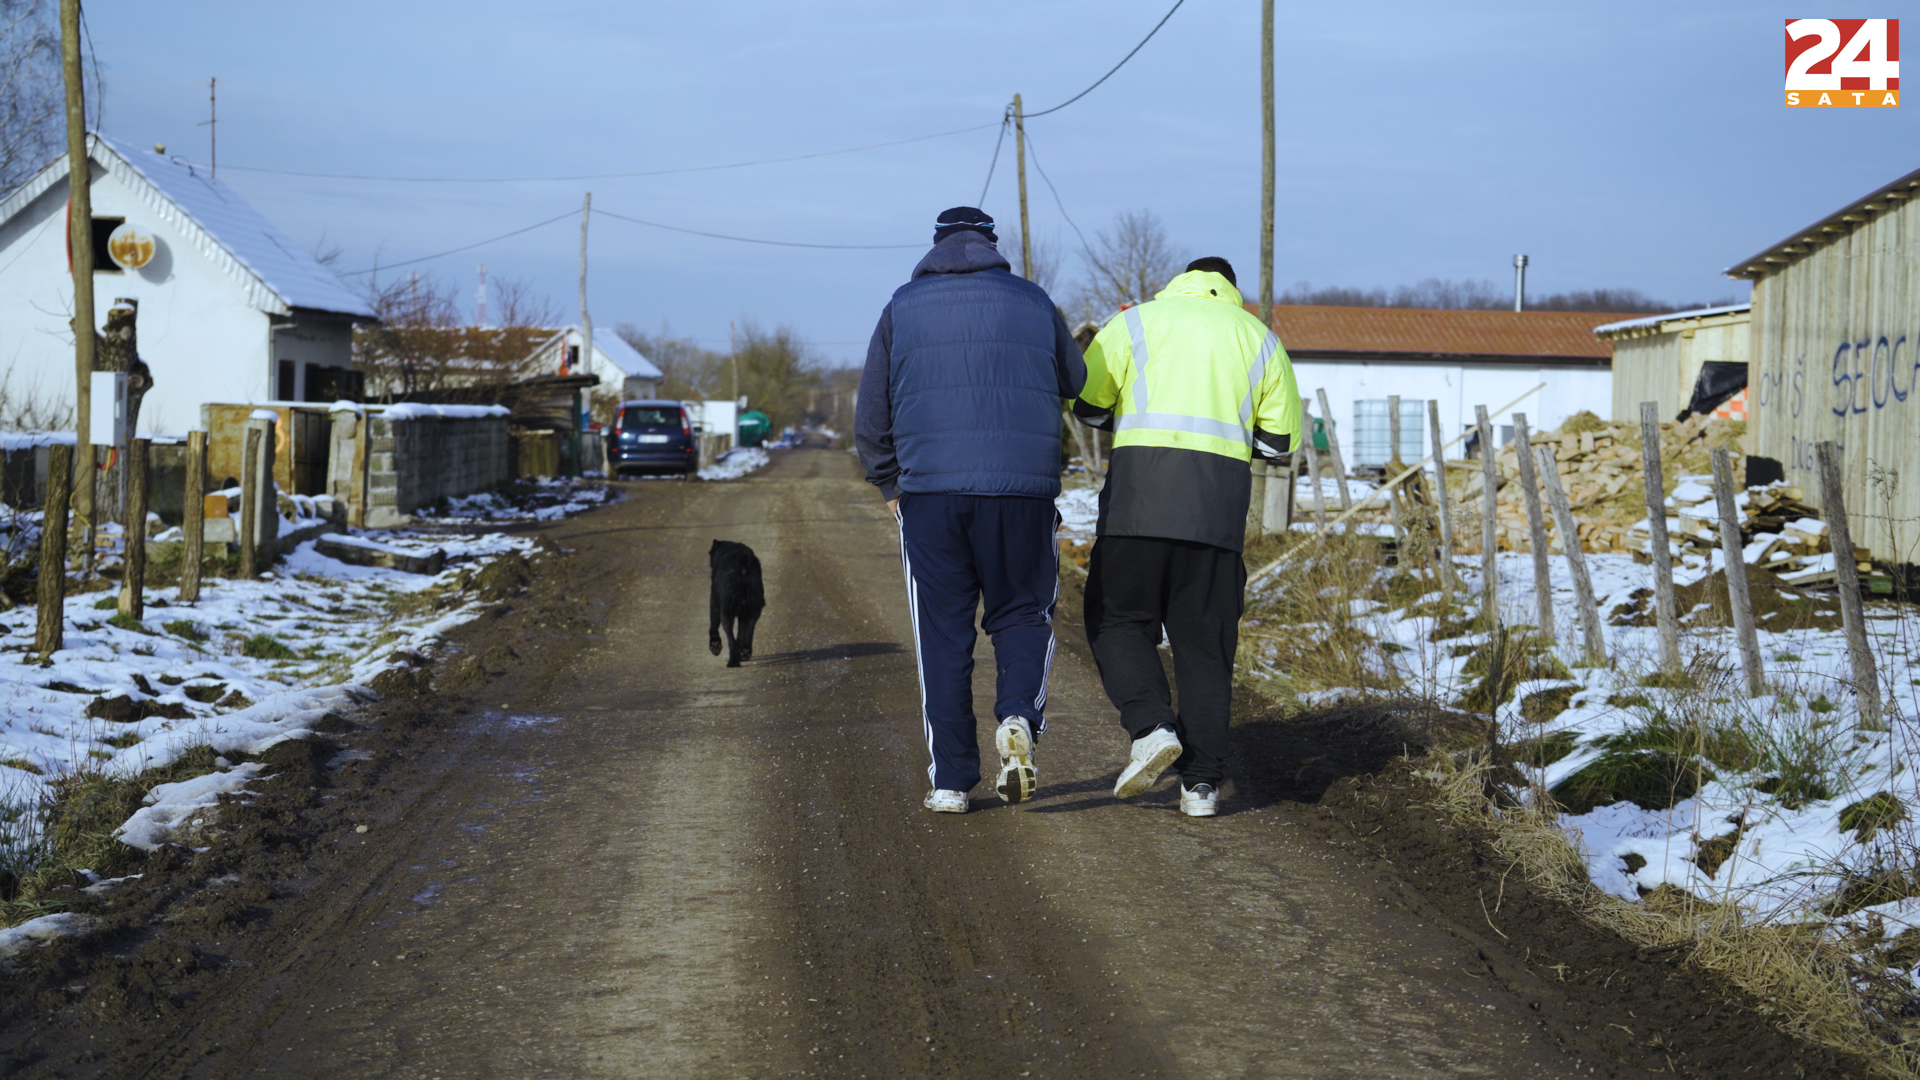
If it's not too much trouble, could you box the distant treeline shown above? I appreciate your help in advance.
[1275,279,1744,315]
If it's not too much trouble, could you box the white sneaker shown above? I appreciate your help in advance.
[994,717,1036,804]
[1114,726,1182,799]
[1180,783,1219,817]
[923,788,969,814]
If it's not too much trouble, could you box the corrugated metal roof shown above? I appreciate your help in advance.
[1592,303,1750,338]
[1261,305,1616,361]
[92,135,375,318]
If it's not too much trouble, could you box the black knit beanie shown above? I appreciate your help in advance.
[933,206,997,244]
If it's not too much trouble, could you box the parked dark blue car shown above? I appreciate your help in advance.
[610,400,696,477]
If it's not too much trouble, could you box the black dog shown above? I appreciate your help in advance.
[709,540,765,667]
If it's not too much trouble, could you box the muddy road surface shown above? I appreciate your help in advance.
[6,447,1849,1079]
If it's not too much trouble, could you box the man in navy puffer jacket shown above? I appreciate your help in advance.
[856,207,1086,814]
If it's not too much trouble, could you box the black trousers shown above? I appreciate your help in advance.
[1083,535,1244,786]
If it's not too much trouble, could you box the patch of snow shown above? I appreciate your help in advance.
[0,913,97,959]
[699,446,770,481]
[1056,487,1099,541]
[117,763,269,851]
[382,403,510,421]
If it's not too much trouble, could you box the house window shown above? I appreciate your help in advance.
[1350,399,1425,470]
[91,216,125,272]
[305,365,364,403]
[277,360,296,401]
[565,344,580,373]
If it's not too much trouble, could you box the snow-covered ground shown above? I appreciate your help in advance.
[413,477,615,523]
[699,446,769,481]
[1245,540,1920,949]
[1057,487,1099,541]
[0,532,532,841]
[0,475,621,945]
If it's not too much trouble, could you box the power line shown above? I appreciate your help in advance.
[1021,131,1089,253]
[338,210,579,275]
[977,112,1011,207]
[209,122,999,184]
[1025,0,1187,118]
[592,207,922,250]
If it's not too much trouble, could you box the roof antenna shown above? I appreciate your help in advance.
[475,262,488,328]
[195,77,216,180]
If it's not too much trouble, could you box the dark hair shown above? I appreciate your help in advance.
[1185,257,1236,286]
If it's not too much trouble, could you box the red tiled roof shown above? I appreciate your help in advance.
[1255,305,1616,361]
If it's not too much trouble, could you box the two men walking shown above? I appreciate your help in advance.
[857,210,1299,818]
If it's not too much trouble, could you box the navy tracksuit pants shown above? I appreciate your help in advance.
[897,493,1059,792]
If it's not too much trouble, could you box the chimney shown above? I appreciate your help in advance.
[1513,254,1528,312]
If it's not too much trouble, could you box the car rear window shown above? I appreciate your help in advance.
[621,407,681,428]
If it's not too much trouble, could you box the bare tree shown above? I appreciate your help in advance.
[1071,209,1187,324]
[731,321,819,429]
[616,323,727,403]
[1001,227,1065,296]
[0,0,59,198]
[354,272,559,401]
[1276,278,1740,314]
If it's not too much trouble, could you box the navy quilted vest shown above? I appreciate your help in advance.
[888,266,1064,498]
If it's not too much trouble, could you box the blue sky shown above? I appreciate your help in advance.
[87,1,1918,365]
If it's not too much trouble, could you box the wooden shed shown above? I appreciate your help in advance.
[1727,164,1920,561]
[1594,304,1750,424]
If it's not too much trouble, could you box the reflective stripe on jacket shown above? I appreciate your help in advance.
[1077,271,1301,463]
[1072,271,1301,551]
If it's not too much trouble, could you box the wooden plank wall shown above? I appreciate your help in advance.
[1608,314,1749,423]
[1748,195,1920,561]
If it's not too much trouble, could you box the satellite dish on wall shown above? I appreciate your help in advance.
[107,223,156,270]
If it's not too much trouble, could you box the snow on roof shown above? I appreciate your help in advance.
[592,328,662,379]
[0,134,375,320]
[1591,303,1751,337]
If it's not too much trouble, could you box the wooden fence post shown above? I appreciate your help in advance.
[1314,388,1353,514]
[1538,445,1608,664]
[1639,403,1682,672]
[35,444,72,660]
[1427,398,1455,593]
[239,426,261,578]
[1815,440,1884,730]
[1386,394,1405,543]
[1511,413,1555,643]
[1298,396,1328,529]
[1474,405,1501,628]
[118,438,149,619]
[1710,448,1765,697]
[1246,461,1269,541]
[180,430,206,603]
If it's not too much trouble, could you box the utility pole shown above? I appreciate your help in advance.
[1259,0,1275,328]
[197,77,216,180]
[1013,94,1032,281]
[575,191,591,477]
[61,0,95,569]
[728,321,740,403]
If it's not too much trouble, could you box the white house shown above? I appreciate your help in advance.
[523,326,662,399]
[1266,305,1618,469]
[0,134,376,436]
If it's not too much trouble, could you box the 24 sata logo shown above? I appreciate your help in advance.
[1786,19,1899,106]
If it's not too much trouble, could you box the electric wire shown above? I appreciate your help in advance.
[1020,131,1089,254]
[977,111,1011,207]
[1024,0,1186,118]
[591,207,921,249]
[207,122,1000,184]
[337,210,579,275]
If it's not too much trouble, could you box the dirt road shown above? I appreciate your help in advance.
[7,447,1846,1078]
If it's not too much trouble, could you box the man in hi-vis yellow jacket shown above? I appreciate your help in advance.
[1072,256,1301,817]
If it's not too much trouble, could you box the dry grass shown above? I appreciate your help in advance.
[1423,747,1917,1078]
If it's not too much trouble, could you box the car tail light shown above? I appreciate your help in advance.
[680,411,691,435]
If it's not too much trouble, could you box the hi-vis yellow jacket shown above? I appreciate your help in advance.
[1073,270,1301,550]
